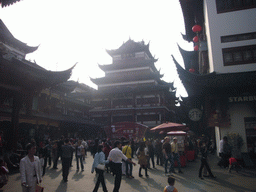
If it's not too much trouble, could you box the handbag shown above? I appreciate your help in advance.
[96,163,105,171]
[35,184,44,192]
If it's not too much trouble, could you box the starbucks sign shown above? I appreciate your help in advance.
[189,108,202,121]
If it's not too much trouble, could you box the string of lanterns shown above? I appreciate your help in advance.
[189,24,202,73]
[192,24,202,51]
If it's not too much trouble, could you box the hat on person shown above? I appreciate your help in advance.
[173,137,177,140]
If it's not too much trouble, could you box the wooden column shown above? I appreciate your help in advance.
[10,94,22,150]
[25,92,34,116]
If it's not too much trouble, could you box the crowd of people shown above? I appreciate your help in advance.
[0,133,237,191]
[15,134,223,192]
[16,136,183,191]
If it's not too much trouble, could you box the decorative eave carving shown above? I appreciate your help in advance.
[0,57,75,92]
[173,55,256,96]
[0,0,21,7]
[0,20,38,55]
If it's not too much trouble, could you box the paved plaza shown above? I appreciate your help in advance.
[2,154,256,192]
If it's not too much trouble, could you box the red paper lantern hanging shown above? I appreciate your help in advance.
[193,36,199,43]
[189,68,195,73]
[192,25,202,33]
[194,45,199,51]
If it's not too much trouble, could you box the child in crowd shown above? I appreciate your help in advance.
[228,157,241,173]
[163,176,178,192]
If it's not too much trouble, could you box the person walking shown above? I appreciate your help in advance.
[108,140,136,192]
[218,136,231,168]
[122,140,134,178]
[61,139,75,182]
[148,140,155,168]
[69,138,75,167]
[198,140,216,179]
[155,139,163,166]
[131,139,135,158]
[38,142,47,176]
[20,143,42,192]
[91,139,99,158]
[44,141,52,168]
[76,140,84,171]
[103,142,112,173]
[53,136,64,169]
[91,144,110,192]
[51,141,58,169]
[136,142,149,177]
[162,137,173,174]
[170,137,183,173]
[81,139,88,158]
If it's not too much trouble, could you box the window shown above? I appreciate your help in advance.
[216,0,256,13]
[223,45,256,66]
[121,53,135,59]
[113,55,121,61]
[137,114,159,121]
[233,51,243,62]
[223,52,233,63]
[113,116,133,123]
[243,50,252,60]
[221,32,256,43]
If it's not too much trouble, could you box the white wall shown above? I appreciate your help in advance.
[220,103,256,153]
[204,0,256,73]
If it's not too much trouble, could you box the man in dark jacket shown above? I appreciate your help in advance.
[53,136,64,169]
[61,138,75,182]
[155,139,163,166]
[91,138,99,158]
[162,137,173,174]
[198,140,216,179]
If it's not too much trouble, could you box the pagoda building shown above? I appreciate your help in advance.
[174,0,256,160]
[90,39,178,137]
[0,19,74,149]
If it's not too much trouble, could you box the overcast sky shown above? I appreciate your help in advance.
[0,0,193,97]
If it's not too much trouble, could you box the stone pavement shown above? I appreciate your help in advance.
[2,154,256,192]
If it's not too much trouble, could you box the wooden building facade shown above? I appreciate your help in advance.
[0,19,100,150]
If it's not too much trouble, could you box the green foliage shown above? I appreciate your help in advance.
[227,132,244,149]
[227,132,244,159]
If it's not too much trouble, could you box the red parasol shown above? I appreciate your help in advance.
[150,122,188,133]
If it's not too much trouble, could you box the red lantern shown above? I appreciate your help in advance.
[192,25,202,33]
[194,45,199,51]
[189,68,195,73]
[193,36,199,43]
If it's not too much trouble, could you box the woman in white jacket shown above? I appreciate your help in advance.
[91,144,110,192]
[20,143,42,192]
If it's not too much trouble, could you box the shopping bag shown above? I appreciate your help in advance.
[35,184,44,192]
[96,163,105,171]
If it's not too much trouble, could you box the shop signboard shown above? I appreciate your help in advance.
[104,121,148,139]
